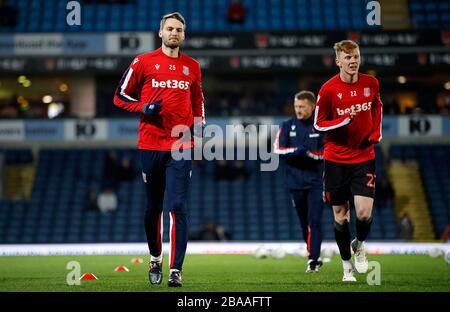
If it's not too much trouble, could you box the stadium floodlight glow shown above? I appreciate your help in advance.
[48,102,64,119]
[366,69,377,77]
[17,75,27,84]
[23,80,31,87]
[42,95,53,104]
[17,95,26,104]
[397,76,407,84]
[59,83,69,92]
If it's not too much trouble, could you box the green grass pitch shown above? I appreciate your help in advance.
[0,254,448,292]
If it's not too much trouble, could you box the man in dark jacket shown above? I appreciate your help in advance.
[274,91,325,272]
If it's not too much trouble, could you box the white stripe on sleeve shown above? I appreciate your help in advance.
[313,106,351,132]
[120,68,139,102]
[273,128,296,155]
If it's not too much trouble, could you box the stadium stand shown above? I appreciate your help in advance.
[1,0,384,33]
[409,0,450,29]
[390,144,450,240]
[2,0,448,33]
[0,146,399,243]
[388,159,434,241]
[0,1,446,247]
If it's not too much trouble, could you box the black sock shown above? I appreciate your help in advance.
[334,221,351,261]
[356,216,373,242]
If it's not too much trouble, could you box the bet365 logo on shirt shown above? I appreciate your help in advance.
[152,78,190,90]
[336,102,372,116]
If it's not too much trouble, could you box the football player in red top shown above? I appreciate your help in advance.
[314,40,383,282]
[114,12,205,288]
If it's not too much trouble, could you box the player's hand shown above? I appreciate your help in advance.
[367,133,380,144]
[292,147,306,157]
[142,100,162,115]
[359,133,378,149]
[306,150,324,160]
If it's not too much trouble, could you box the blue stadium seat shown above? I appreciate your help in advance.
[391,144,450,238]
[0,143,407,244]
[1,0,406,32]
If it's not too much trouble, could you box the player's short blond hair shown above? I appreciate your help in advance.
[333,40,359,57]
[160,12,186,31]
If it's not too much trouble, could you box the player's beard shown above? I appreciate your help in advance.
[163,37,183,49]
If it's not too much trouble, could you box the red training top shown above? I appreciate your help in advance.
[114,47,205,151]
[314,73,383,164]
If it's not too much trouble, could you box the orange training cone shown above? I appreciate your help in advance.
[80,273,98,280]
[114,266,129,272]
[131,258,143,264]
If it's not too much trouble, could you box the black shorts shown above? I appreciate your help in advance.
[323,159,376,205]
